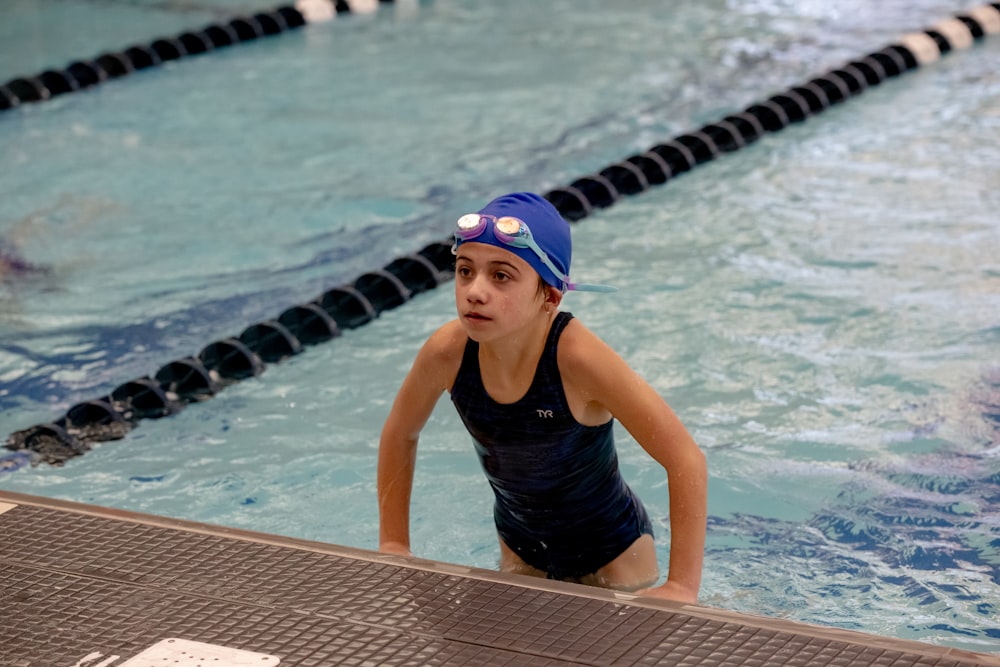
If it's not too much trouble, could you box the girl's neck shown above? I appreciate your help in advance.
[477,310,556,394]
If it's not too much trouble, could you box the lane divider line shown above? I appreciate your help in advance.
[0,0,394,113]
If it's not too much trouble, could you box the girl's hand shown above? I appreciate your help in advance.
[379,541,414,558]
[636,581,699,604]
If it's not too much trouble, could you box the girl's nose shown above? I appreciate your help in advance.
[464,274,488,303]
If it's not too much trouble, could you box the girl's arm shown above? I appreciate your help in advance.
[559,320,707,602]
[377,321,464,556]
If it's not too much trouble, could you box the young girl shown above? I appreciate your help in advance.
[377,192,707,602]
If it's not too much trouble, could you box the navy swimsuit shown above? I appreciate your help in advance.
[450,312,653,580]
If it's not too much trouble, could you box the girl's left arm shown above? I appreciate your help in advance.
[560,321,707,603]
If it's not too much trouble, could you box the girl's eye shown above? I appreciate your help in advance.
[493,271,510,282]
[456,266,472,278]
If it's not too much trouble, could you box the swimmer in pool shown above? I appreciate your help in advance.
[0,240,39,278]
[377,192,706,602]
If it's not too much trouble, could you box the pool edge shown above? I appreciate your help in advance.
[1,488,997,665]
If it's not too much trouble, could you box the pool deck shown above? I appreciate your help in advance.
[1,490,997,667]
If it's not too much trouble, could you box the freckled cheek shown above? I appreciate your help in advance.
[495,292,517,312]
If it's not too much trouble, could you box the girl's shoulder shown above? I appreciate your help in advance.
[557,316,607,361]
[425,319,468,355]
[413,319,467,391]
[555,316,627,424]
[557,317,630,385]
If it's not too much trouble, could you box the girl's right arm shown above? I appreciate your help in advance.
[377,320,465,557]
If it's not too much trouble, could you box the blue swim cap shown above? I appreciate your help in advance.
[463,192,572,290]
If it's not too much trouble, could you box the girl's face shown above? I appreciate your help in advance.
[454,243,553,342]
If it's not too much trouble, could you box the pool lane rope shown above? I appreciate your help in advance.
[3,5,999,468]
[0,0,395,113]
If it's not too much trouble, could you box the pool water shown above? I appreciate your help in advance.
[1,0,999,654]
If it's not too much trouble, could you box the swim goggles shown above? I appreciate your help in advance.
[452,214,615,293]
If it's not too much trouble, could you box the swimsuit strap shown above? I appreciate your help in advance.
[530,311,573,405]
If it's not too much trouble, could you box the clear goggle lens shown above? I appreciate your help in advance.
[456,214,524,237]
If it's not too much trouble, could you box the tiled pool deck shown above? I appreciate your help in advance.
[1,489,997,666]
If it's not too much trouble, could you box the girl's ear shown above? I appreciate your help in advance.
[545,285,563,309]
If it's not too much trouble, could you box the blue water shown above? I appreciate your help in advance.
[1,0,999,654]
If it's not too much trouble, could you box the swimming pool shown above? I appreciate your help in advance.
[1,0,998,654]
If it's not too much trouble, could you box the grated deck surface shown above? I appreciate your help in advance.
[0,491,996,667]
